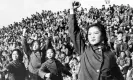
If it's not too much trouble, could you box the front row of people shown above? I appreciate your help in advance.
[0,46,72,80]
[0,28,72,80]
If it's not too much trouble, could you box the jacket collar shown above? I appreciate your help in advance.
[91,45,103,51]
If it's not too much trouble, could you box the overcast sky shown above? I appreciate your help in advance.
[0,0,132,28]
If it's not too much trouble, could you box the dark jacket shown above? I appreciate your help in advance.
[116,42,128,57]
[6,60,26,80]
[117,56,131,74]
[38,58,72,80]
[68,14,124,80]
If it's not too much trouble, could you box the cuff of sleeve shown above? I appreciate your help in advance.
[70,8,74,14]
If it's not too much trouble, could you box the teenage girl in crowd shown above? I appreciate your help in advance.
[22,28,52,80]
[38,48,72,80]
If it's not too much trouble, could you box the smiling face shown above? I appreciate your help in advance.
[88,26,102,46]
[46,49,55,59]
[32,41,39,51]
[117,33,123,41]
[12,51,19,61]
[120,51,125,58]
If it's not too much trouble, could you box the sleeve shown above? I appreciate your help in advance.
[68,14,85,55]
[115,44,119,57]
[116,57,120,65]
[41,37,53,53]
[59,61,72,77]
[110,54,124,80]
[4,63,14,73]
[38,62,48,79]
[22,36,31,56]
[41,38,53,63]
[123,57,130,68]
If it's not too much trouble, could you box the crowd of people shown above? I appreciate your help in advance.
[0,1,133,80]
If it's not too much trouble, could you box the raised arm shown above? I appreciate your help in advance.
[122,57,131,69]
[41,37,53,53]
[41,36,53,63]
[21,28,31,56]
[69,1,85,55]
[111,54,124,80]
[56,59,72,77]
[38,62,50,79]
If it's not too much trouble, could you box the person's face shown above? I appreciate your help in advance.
[88,26,102,46]
[60,53,65,60]
[2,51,7,57]
[125,30,128,33]
[32,41,39,51]
[117,33,123,41]
[73,59,78,65]
[59,40,62,44]
[102,5,105,9]
[114,30,117,34]
[62,45,65,49]
[121,52,125,58]
[130,34,133,37]
[129,44,132,48]
[46,49,54,59]
[12,51,19,61]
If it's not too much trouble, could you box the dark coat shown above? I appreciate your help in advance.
[6,60,26,80]
[38,58,72,80]
[68,14,124,80]
[116,42,128,57]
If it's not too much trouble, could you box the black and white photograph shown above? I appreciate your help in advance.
[0,0,133,80]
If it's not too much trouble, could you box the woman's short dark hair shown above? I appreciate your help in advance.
[46,48,56,59]
[117,31,123,34]
[31,40,40,48]
[12,49,23,61]
[72,57,79,63]
[86,22,108,46]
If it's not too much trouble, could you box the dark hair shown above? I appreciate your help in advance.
[120,51,126,57]
[72,57,78,62]
[31,40,40,50]
[86,22,108,46]
[117,31,123,34]
[46,48,56,59]
[60,52,66,56]
[12,49,23,62]
[1,50,8,55]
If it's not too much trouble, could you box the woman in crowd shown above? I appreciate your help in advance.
[127,52,133,80]
[22,28,52,80]
[0,49,26,80]
[0,50,10,80]
[69,57,80,80]
[69,1,124,80]
[38,48,72,80]
[117,51,131,78]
